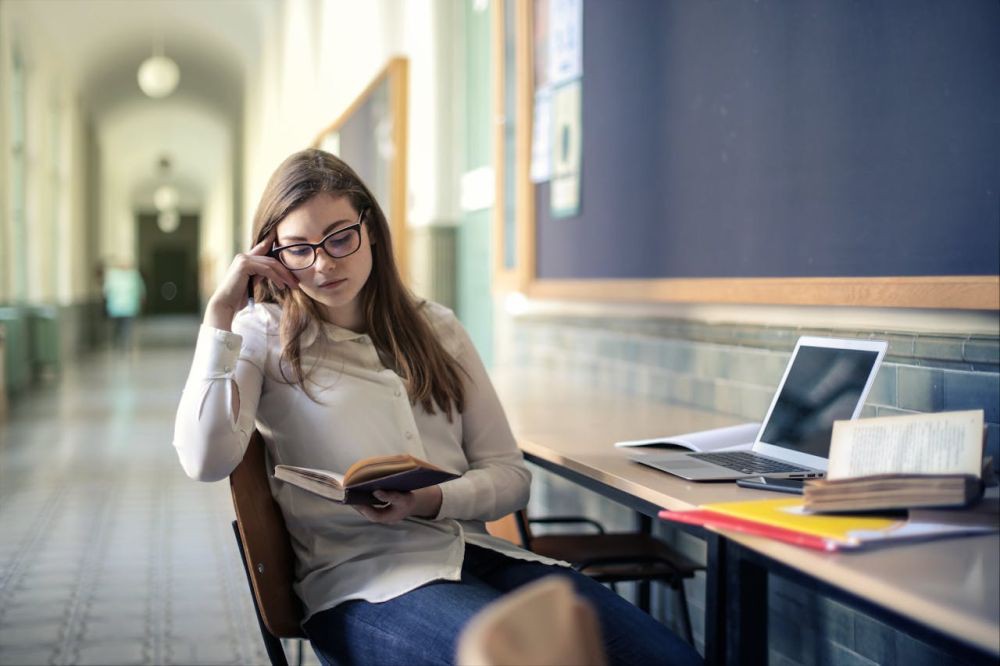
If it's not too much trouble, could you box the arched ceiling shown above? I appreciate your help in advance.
[15,0,267,121]
[12,0,270,231]
[103,99,230,210]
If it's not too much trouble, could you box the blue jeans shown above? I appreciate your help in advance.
[303,544,703,666]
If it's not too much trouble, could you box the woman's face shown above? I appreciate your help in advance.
[275,193,374,331]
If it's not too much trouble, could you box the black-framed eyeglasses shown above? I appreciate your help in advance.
[269,209,367,271]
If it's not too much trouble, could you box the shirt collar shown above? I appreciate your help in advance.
[323,322,368,343]
[300,318,368,348]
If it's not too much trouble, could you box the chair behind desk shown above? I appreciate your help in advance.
[489,510,701,645]
[230,430,306,666]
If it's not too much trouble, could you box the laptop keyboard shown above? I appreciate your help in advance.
[691,451,810,474]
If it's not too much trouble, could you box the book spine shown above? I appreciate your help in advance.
[343,488,388,507]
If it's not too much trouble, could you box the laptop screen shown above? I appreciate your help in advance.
[759,346,881,458]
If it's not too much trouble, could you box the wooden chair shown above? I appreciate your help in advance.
[456,575,607,666]
[230,430,307,666]
[489,510,702,644]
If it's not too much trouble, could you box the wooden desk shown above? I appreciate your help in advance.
[493,370,1000,664]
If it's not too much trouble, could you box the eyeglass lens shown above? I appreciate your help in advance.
[276,224,362,270]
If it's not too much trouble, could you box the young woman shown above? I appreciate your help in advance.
[173,148,701,666]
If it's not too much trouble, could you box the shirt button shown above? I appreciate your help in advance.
[394,388,402,397]
[405,431,413,440]
[224,365,232,373]
[359,335,369,344]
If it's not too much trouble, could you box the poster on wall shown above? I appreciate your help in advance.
[531,89,552,183]
[534,0,583,216]
[531,0,552,183]
[550,78,582,218]
[548,0,582,86]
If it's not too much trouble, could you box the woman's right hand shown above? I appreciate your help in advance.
[204,231,299,331]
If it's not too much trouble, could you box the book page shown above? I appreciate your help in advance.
[273,465,348,502]
[827,410,984,479]
[344,454,448,486]
[345,455,417,486]
[275,465,346,488]
[614,422,759,452]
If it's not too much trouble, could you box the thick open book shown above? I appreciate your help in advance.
[803,410,987,512]
[274,454,459,506]
[614,422,760,453]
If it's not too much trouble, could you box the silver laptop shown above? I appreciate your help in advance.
[633,336,887,481]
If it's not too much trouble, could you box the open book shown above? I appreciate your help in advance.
[274,454,459,506]
[614,422,760,453]
[803,474,984,513]
[803,410,987,512]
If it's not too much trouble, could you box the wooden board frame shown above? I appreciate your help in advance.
[495,2,998,310]
[313,57,409,283]
[491,0,514,289]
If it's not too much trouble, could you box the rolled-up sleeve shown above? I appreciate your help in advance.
[172,309,267,482]
[436,320,531,522]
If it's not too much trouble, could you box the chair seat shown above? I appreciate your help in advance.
[528,532,702,584]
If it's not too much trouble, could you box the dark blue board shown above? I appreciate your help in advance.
[535,0,1000,280]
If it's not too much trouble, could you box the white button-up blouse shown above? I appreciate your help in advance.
[172,301,559,622]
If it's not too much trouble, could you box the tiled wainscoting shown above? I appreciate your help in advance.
[1,302,107,403]
[409,225,457,312]
[500,310,999,662]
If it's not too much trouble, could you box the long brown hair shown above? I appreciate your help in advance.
[250,148,465,418]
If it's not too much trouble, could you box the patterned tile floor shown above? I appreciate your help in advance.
[0,318,317,665]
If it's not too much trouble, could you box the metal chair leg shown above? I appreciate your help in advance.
[282,638,304,666]
[675,581,694,646]
[233,521,290,666]
[638,580,651,612]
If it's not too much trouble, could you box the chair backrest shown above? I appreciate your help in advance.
[456,575,607,666]
[485,512,526,547]
[230,430,305,638]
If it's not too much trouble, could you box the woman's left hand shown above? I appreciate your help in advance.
[354,486,442,524]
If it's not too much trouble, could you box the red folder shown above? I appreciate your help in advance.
[658,509,841,552]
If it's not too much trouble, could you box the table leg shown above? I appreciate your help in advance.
[637,513,652,612]
[724,541,769,666]
[703,531,726,666]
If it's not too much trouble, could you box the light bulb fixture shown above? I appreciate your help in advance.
[138,37,179,98]
[153,184,179,211]
[153,154,179,232]
[138,56,179,98]
[157,209,180,234]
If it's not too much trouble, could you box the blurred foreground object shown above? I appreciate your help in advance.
[456,576,606,666]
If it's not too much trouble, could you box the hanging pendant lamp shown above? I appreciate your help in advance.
[138,38,180,98]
